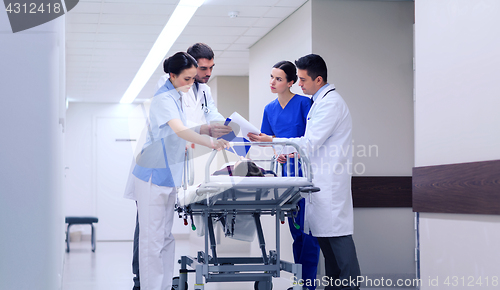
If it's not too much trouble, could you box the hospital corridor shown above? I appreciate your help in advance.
[2,0,500,290]
[61,238,273,290]
[60,231,310,290]
[61,238,416,290]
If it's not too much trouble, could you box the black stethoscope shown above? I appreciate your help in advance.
[308,88,336,121]
[195,82,210,114]
[201,90,210,114]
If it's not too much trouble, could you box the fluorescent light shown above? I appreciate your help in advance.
[120,0,205,103]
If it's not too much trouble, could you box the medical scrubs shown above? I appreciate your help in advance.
[132,79,186,290]
[261,94,311,140]
[260,94,320,290]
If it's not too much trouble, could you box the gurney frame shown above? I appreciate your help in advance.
[177,142,319,290]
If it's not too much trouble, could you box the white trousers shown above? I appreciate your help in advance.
[135,177,177,290]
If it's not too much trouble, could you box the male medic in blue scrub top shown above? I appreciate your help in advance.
[259,60,320,290]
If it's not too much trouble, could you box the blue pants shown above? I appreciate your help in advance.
[289,198,321,290]
[281,157,301,178]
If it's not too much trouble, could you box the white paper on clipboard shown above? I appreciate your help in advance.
[228,112,260,138]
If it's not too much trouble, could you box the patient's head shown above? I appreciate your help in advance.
[233,160,264,177]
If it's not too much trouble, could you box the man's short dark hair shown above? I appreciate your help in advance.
[187,43,214,61]
[295,54,327,83]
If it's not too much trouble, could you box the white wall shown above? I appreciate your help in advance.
[415,0,500,167]
[209,76,249,120]
[415,0,500,288]
[249,1,312,127]
[65,103,136,217]
[209,76,250,168]
[0,13,65,290]
[312,0,414,176]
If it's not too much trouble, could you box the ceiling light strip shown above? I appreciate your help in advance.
[120,0,205,103]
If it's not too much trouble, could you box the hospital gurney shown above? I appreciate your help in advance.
[176,142,319,290]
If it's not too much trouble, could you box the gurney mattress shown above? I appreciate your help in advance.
[178,176,311,206]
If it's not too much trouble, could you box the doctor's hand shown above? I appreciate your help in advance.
[210,123,232,138]
[247,132,273,143]
[277,152,299,164]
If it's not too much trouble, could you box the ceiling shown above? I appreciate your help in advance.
[66,0,309,103]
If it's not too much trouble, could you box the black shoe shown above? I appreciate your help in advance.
[133,286,140,290]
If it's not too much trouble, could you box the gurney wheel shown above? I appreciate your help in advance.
[254,280,272,290]
[172,276,188,290]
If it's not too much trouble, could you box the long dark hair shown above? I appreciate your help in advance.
[163,52,198,75]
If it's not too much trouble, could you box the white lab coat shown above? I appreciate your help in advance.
[274,84,354,237]
[182,82,225,130]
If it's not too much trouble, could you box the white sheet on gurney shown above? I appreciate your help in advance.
[177,176,312,207]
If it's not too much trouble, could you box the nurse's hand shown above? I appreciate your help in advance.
[247,133,272,142]
[211,138,230,151]
[210,123,232,138]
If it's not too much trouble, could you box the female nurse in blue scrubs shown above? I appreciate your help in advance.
[132,52,229,290]
[260,60,320,290]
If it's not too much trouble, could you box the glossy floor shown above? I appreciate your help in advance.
[61,238,294,290]
[61,238,415,290]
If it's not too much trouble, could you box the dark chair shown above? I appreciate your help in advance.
[65,216,99,252]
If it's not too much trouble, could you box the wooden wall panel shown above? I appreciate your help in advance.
[412,159,500,215]
[352,176,412,207]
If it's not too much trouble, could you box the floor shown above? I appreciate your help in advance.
[61,238,416,290]
[61,238,294,290]
[62,241,134,290]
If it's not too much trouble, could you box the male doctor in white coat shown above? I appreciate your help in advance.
[128,43,232,290]
[248,54,361,290]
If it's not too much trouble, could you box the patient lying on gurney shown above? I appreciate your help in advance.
[177,160,271,241]
[213,159,276,177]
[177,159,274,206]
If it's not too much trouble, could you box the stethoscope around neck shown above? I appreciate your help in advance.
[201,90,210,114]
[194,82,210,114]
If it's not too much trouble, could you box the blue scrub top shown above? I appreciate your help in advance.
[261,94,312,138]
[261,94,312,177]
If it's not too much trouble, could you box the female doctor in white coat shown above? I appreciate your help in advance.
[249,54,361,290]
[133,51,229,290]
